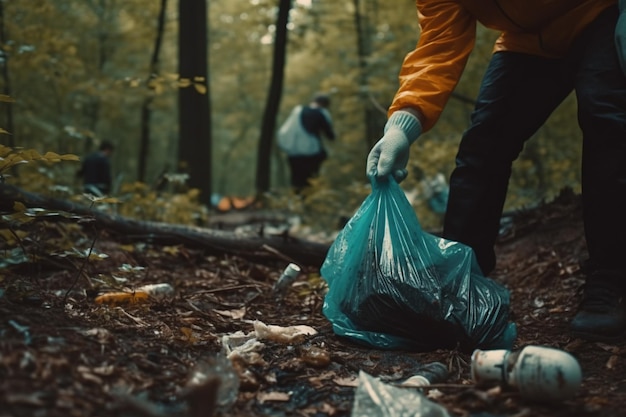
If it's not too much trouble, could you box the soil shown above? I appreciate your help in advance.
[1,189,625,417]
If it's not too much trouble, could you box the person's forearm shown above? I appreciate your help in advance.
[389,1,475,132]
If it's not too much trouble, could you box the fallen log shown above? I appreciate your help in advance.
[0,183,331,268]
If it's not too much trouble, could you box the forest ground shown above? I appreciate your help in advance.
[1,189,626,417]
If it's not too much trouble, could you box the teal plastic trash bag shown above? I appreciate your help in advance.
[320,177,516,352]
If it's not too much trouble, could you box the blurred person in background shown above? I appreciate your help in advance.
[78,140,115,196]
[278,93,336,192]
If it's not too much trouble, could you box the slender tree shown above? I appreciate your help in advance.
[255,0,292,194]
[0,0,14,147]
[178,0,212,206]
[83,0,118,153]
[138,0,168,183]
[353,0,386,149]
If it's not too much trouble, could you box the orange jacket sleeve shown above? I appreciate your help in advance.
[389,1,475,132]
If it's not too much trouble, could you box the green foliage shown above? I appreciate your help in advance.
[266,177,372,233]
[0,144,79,183]
[0,145,88,269]
[116,182,209,225]
[0,204,107,270]
[2,1,585,234]
[178,76,208,95]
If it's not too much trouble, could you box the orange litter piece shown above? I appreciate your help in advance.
[94,291,150,306]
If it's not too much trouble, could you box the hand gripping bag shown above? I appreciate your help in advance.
[320,178,516,351]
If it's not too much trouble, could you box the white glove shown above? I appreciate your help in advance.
[617,0,626,76]
[366,110,423,182]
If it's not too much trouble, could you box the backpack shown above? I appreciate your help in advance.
[277,105,322,156]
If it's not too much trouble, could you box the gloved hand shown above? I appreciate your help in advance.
[366,110,423,182]
[617,0,626,76]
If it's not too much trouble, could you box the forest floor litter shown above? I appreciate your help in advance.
[1,189,626,417]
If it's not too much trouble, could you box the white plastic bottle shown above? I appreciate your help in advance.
[272,263,301,295]
[136,283,175,299]
[471,345,582,402]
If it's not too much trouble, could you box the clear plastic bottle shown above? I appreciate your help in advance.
[352,371,451,417]
[187,353,240,410]
[471,345,582,402]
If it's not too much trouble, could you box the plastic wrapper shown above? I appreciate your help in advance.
[351,371,451,417]
[320,178,516,351]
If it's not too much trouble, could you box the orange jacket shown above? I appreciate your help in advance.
[390,0,616,131]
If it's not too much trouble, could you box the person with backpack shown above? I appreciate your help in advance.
[277,94,336,192]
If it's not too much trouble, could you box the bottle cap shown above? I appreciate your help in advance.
[400,375,430,387]
[283,263,301,278]
[273,263,302,294]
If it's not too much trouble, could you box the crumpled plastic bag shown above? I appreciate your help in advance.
[351,371,451,417]
[320,177,516,351]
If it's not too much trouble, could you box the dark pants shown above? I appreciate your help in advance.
[288,152,326,190]
[443,6,626,279]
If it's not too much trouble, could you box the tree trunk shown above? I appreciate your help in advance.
[178,0,212,206]
[138,0,168,183]
[0,0,15,147]
[353,0,386,149]
[255,0,292,194]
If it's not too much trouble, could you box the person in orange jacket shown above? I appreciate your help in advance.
[367,1,626,342]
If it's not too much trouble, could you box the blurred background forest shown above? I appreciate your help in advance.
[0,0,583,232]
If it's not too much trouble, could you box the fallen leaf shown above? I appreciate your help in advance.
[333,376,359,387]
[606,355,619,370]
[214,307,247,319]
[257,391,291,403]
